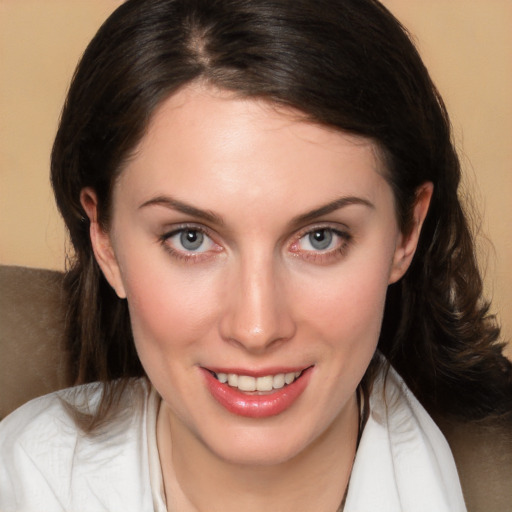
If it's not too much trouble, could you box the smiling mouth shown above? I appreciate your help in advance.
[210,370,304,393]
[203,366,313,417]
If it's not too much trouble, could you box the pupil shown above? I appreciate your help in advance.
[180,230,204,251]
[309,229,332,250]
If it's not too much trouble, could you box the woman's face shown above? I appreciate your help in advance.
[85,85,428,466]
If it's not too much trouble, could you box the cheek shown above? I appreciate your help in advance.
[118,253,222,364]
[292,248,393,355]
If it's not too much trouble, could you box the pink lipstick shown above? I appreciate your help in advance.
[201,366,313,418]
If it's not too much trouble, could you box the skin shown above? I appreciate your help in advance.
[82,84,432,511]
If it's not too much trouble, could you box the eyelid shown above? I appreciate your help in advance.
[288,224,353,263]
[291,223,351,245]
[160,222,216,240]
[159,223,223,261]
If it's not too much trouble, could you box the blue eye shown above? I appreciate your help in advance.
[180,229,205,251]
[291,227,351,263]
[307,229,333,250]
[299,228,340,251]
[166,228,215,253]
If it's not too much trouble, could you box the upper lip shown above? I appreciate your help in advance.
[202,365,313,377]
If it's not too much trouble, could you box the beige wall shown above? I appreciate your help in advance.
[1,1,511,350]
[0,0,123,270]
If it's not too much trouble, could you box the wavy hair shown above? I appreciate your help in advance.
[51,0,512,430]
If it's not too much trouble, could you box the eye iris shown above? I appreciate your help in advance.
[180,230,204,251]
[309,229,332,250]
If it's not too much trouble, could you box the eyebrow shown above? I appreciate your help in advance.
[290,196,375,226]
[139,196,224,225]
[138,194,374,226]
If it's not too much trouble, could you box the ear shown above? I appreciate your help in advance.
[389,182,434,284]
[80,187,127,298]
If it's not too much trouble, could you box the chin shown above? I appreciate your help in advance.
[192,406,336,469]
[206,428,316,467]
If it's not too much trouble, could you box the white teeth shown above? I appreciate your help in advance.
[238,375,256,392]
[256,376,273,392]
[217,372,228,383]
[284,372,296,385]
[215,370,302,391]
[273,373,285,389]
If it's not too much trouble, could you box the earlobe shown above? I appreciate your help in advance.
[388,182,434,284]
[80,188,127,299]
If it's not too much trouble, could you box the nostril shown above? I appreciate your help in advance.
[218,272,296,350]
[223,333,292,354]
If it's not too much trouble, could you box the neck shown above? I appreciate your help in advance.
[157,396,359,512]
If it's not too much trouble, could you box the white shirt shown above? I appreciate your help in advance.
[0,366,466,511]
[345,366,467,511]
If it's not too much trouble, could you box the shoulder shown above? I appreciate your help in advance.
[0,382,101,466]
[344,359,467,512]
[0,379,153,512]
[0,380,118,448]
[0,384,100,510]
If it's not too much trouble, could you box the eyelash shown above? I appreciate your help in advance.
[158,224,352,264]
[290,226,352,264]
[158,224,221,263]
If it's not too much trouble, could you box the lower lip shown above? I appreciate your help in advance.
[202,367,312,418]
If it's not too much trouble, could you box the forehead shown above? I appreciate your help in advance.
[115,84,390,216]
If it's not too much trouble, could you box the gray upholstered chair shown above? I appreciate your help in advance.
[1,264,511,511]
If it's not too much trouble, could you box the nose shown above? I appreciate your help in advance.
[219,253,296,353]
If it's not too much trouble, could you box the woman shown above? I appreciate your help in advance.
[0,0,510,510]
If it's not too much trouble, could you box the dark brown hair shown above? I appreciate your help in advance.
[51,0,512,429]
